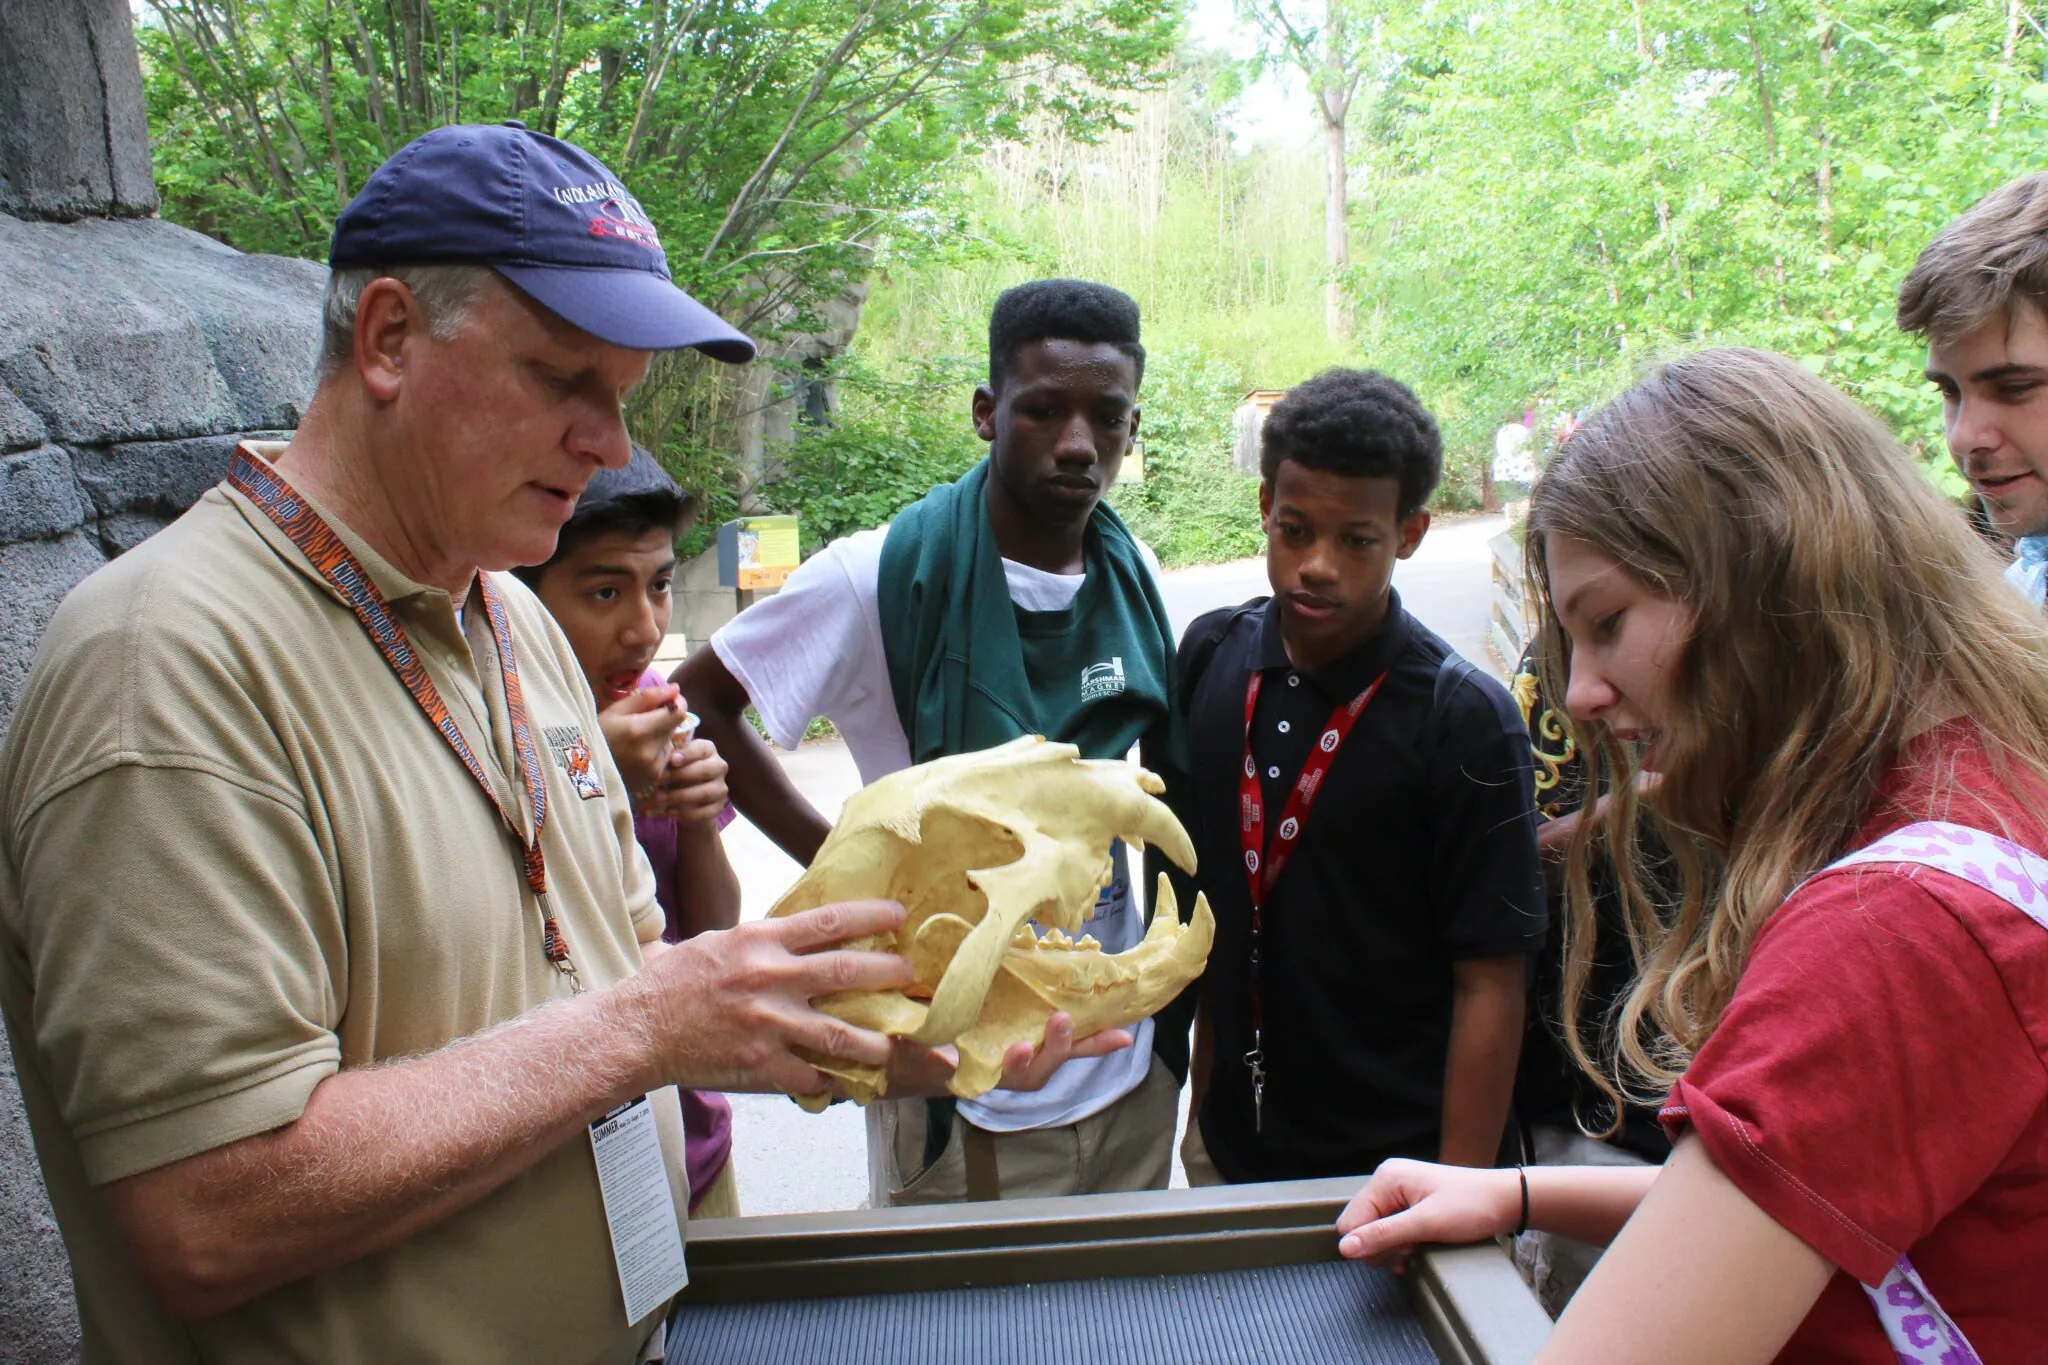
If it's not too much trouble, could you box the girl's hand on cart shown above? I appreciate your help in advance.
[1334,1159,1520,1271]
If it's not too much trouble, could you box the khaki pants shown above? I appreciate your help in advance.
[1179,1113,1226,1187]
[1509,1125,1654,1317]
[868,1055,1179,1206]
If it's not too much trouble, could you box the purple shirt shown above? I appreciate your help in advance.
[632,672,735,1210]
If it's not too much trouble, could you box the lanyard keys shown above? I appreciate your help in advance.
[1245,1035,1267,1133]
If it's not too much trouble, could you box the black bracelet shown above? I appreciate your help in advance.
[1514,1164,1531,1237]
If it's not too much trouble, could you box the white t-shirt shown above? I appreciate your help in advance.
[1491,423,1536,484]
[713,526,1163,1131]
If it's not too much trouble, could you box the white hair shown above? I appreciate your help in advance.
[314,264,499,383]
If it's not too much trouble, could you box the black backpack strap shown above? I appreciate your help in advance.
[1179,600,1266,707]
[1431,651,1479,739]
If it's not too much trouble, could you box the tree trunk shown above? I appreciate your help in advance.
[317,13,350,205]
[539,0,569,135]
[398,0,430,121]
[1992,0,2022,128]
[1743,16,1777,161]
[1321,92,1350,341]
[0,0,158,220]
[1815,16,1834,260]
[1654,192,1691,300]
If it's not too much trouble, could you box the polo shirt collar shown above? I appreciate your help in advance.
[227,441,464,615]
[1253,588,1414,699]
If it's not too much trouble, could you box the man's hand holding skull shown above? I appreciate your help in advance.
[766,737,1215,1109]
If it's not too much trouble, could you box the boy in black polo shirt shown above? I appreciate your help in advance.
[1169,368,1545,1184]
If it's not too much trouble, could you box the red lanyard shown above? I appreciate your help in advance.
[1237,666,1386,1129]
[227,449,582,992]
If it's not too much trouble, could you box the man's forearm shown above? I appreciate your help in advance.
[1438,963,1526,1168]
[108,989,657,1320]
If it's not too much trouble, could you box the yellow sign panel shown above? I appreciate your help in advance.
[739,516,800,569]
[723,514,801,591]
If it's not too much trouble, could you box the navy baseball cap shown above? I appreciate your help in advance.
[330,122,756,363]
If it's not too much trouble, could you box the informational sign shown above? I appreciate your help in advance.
[1233,390,1287,476]
[588,1094,688,1324]
[716,515,801,591]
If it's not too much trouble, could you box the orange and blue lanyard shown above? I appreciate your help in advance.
[1237,666,1386,1130]
[227,449,582,992]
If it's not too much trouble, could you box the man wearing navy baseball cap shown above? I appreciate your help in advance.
[327,120,757,359]
[0,123,910,1365]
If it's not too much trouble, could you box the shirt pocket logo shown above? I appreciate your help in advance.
[1081,656,1127,702]
[544,724,607,800]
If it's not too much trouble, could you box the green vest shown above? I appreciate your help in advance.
[876,459,1176,766]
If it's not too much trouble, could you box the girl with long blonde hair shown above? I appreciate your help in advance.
[1335,347,2048,1363]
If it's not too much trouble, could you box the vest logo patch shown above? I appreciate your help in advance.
[544,724,606,800]
[1081,656,1127,703]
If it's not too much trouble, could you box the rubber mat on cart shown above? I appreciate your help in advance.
[665,1259,1437,1364]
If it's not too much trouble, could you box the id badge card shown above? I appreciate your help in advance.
[589,1095,689,1324]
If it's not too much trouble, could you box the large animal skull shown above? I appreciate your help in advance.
[772,735,1214,1107]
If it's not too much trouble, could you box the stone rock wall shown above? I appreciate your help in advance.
[0,208,324,1363]
[0,0,158,222]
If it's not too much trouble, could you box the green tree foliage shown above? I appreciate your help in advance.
[819,65,1348,565]
[138,2,2040,565]
[135,0,1179,469]
[1109,345,1266,563]
[1236,0,1413,339]
[762,354,986,553]
[1345,0,2048,491]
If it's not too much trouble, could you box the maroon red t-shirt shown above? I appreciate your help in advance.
[1661,720,2048,1360]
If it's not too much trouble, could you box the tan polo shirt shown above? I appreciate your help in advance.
[0,444,685,1364]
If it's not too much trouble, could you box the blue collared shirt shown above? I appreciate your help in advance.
[2008,536,2048,609]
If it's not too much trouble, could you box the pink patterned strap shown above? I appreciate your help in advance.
[1864,1257,1983,1364]
[1826,820,2048,930]
[1816,819,2040,1364]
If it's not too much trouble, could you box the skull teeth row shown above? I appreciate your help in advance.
[1009,926,1104,952]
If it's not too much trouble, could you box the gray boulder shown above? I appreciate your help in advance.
[0,0,156,222]
[0,216,324,446]
[0,447,88,544]
[0,1026,79,1365]
[73,431,295,522]
[0,383,47,454]
[0,212,323,1365]
[0,532,106,739]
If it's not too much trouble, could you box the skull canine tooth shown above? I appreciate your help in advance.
[768,736,1210,1104]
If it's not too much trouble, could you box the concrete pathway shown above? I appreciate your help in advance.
[717,515,1509,1216]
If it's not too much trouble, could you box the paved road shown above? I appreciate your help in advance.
[716,514,1509,1216]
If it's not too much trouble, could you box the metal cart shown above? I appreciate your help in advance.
[668,1176,1553,1363]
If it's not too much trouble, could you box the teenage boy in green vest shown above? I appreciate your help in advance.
[673,279,1186,1206]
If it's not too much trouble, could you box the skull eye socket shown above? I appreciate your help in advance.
[884,807,1026,942]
